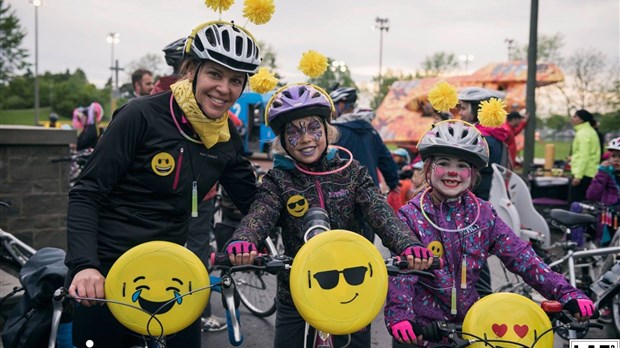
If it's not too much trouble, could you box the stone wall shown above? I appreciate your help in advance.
[0,126,76,250]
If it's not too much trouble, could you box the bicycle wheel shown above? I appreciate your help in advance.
[235,268,277,317]
[612,291,620,337]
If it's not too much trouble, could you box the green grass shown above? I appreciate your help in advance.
[0,107,53,125]
[531,140,571,161]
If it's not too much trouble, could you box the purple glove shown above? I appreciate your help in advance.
[401,245,433,259]
[391,320,416,344]
[226,241,256,255]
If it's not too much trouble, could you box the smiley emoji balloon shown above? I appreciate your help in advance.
[105,241,210,336]
[462,292,552,347]
[289,230,387,335]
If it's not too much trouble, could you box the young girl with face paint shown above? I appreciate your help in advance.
[385,120,595,347]
[226,83,434,348]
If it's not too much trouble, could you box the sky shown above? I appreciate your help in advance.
[8,0,620,94]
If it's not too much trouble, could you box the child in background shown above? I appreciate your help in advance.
[586,136,620,245]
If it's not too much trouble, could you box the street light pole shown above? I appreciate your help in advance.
[504,38,515,61]
[459,54,475,74]
[106,33,120,116]
[32,0,41,125]
[374,17,389,93]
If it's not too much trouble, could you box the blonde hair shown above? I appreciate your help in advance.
[271,122,340,156]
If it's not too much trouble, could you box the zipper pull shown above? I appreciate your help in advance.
[192,181,198,217]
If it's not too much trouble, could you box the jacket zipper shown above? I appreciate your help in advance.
[314,179,325,209]
[173,147,184,190]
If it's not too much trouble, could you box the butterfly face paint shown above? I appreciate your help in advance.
[284,116,326,165]
[429,156,472,199]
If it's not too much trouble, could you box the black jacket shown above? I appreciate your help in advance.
[65,92,256,278]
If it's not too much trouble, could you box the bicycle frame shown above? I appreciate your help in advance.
[548,245,620,288]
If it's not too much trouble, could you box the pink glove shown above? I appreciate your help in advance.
[577,298,594,317]
[391,320,416,344]
[401,245,433,259]
[226,241,256,255]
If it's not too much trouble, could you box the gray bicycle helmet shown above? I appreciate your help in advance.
[329,87,357,104]
[185,21,261,74]
[163,37,186,68]
[418,120,489,168]
[458,87,506,102]
[266,84,333,136]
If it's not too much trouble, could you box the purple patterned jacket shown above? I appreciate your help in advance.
[586,165,620,205]
[384,190,589,329]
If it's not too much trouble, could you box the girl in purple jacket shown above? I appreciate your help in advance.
[385,119,595,346]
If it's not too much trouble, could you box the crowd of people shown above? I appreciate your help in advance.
[55,11,619,348]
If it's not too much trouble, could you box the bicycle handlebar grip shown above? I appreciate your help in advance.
[391,256,443,270]
[210,252,232,267]
[411,321,443,341]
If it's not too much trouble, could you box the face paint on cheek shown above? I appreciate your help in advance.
[285,124,301,148]
[459,167,472,179]
[432,164,447,177]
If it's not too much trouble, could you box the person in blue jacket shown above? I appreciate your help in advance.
[329,86,400,241]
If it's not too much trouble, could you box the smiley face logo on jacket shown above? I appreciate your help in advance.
[151,152,175,176]
[287,195,308,217]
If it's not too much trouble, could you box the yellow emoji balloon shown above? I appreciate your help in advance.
[286,195,309,217]
[427,241,444,258]
[462,293,552,347]
[105,241,210,336]
[151,152,175,176]
[290,230,387,335]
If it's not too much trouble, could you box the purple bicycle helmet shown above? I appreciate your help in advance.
[417,120,489,168]
[266,83,334,135]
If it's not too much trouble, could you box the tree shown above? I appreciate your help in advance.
[419,52,459,77]
[553,49,607,114]
[545,114,570,131]
[307,57,356,93]
[0,0,30,86]
[369,69,414,110]
[513,33,565,64]
[126,53,167,80]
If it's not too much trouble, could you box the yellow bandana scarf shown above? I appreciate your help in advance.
[170,79,230,148]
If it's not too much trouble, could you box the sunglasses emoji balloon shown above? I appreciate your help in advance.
[290,230,388,335]
[105,241,210,336]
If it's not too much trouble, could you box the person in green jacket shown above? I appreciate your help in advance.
[569,109,601,203]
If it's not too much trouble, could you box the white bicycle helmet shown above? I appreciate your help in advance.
[329,87,357,104]
[417,120,489,168]
[608,137,620,151]
[185,21,261,74]
[458,87,506,102]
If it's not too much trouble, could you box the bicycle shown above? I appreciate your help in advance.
[212,228,441,348]
[50,147,94,187]
[408,292,604,348]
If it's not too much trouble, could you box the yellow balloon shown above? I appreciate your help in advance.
[290,230,387,335]
[462,293,553,347]
[105,241,210,336]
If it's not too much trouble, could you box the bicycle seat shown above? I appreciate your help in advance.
[550,209,596,227]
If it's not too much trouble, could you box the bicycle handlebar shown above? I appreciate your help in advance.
[210,253,442,278]
[409,301,603,347]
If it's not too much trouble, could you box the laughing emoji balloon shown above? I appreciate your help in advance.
[290,230,387,335]
[462,292,552,347]
[105,241,210,336]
